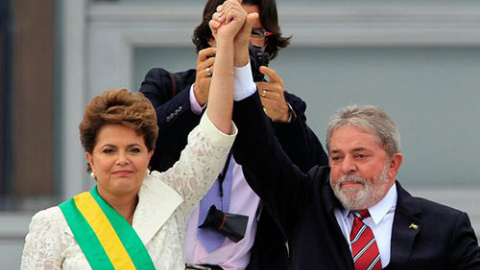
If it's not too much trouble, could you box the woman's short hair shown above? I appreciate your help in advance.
[192,0,291,60]
[326,105,401,158]
[79,88,158,154]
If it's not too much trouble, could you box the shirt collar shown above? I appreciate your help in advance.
[368,183,397,224]
[339,182,398,224]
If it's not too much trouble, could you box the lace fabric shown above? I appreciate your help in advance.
[21,115,235,270]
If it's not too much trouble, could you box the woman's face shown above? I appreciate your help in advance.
[86,124,153,199]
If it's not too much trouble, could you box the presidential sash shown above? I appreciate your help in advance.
[59,186,155,270]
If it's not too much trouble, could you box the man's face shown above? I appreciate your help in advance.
[328,125,400,210]
[242,4,268,48]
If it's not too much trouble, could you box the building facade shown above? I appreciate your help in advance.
[1,0,480,268]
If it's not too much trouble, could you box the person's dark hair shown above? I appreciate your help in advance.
[192,0,291,60]
[79,88,158,157]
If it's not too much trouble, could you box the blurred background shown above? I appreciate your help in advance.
[1,0,479,267]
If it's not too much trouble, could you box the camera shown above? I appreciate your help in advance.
[205,44,268,82]
[198,205,249,243]
[249,44,269,82]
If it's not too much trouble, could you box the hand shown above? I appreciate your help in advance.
[209,0,246,43]
[210,1,258,67]
[233,12,258,67]
[193,47,216,106]
[256,66,290,122]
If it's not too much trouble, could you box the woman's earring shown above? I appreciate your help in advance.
[90,171,97,180]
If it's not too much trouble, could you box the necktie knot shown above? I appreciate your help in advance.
[357,209,370,219]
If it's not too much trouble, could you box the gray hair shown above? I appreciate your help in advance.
[326,105,401,158]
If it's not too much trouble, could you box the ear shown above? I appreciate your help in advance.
[86,152,95,172]
[387,153,403,180]
[148,151,154,163]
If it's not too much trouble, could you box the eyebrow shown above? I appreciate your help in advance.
[100,143,142,148]
[351,147,370,153]
[330,147,370,154]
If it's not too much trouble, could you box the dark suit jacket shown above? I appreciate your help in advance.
[232,93,480,270]
[139,68,328,270]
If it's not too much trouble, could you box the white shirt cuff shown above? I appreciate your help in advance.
[189,84,205,115]
[234,61,257,101]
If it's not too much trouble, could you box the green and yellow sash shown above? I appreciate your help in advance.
[59,186,155,270]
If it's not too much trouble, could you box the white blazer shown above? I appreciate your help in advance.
[21,115,237,270]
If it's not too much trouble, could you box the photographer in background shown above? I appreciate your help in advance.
[139,0,328,269]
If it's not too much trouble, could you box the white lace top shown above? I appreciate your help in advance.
[21,115,237,270]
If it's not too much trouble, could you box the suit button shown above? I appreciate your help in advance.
[166,116,171,122]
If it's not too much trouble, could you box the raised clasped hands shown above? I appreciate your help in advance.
[195,0,257,107]
[210,0,245,43]
[210,1,289,122]
[210,0,258,67]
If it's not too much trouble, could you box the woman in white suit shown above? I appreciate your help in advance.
[20,1,256,269]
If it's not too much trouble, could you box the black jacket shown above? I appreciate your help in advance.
[139,67,328,270]
[232,93,480,270]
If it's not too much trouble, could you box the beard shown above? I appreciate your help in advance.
[331,163,390,210]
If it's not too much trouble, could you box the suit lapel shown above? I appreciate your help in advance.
[389,182,422,269]
[133,173,183,245]
[323,181,356,270]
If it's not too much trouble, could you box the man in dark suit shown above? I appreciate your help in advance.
[139,0,328,269]
[231,91,480,269]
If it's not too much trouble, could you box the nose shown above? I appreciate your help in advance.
[341,155,357,175]
[249,39,265,48]
[115,151,130,166]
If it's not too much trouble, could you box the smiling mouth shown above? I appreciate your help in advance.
[113,170,133,175]
[340,181,364,188]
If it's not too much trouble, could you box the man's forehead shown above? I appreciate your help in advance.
[331,125,375,139]
[330,126,382,152]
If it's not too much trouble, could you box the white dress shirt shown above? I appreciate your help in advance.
[333,183,398,268]
[184,63,261,270]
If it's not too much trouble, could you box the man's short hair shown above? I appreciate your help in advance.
[326,105,401,158]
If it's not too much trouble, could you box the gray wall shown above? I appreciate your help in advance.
[134,46,480,186]
[0,240,24,269]
[134,46,480,242]
[5,1,480,268]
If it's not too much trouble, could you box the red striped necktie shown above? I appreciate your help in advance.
[350,210,382,270]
